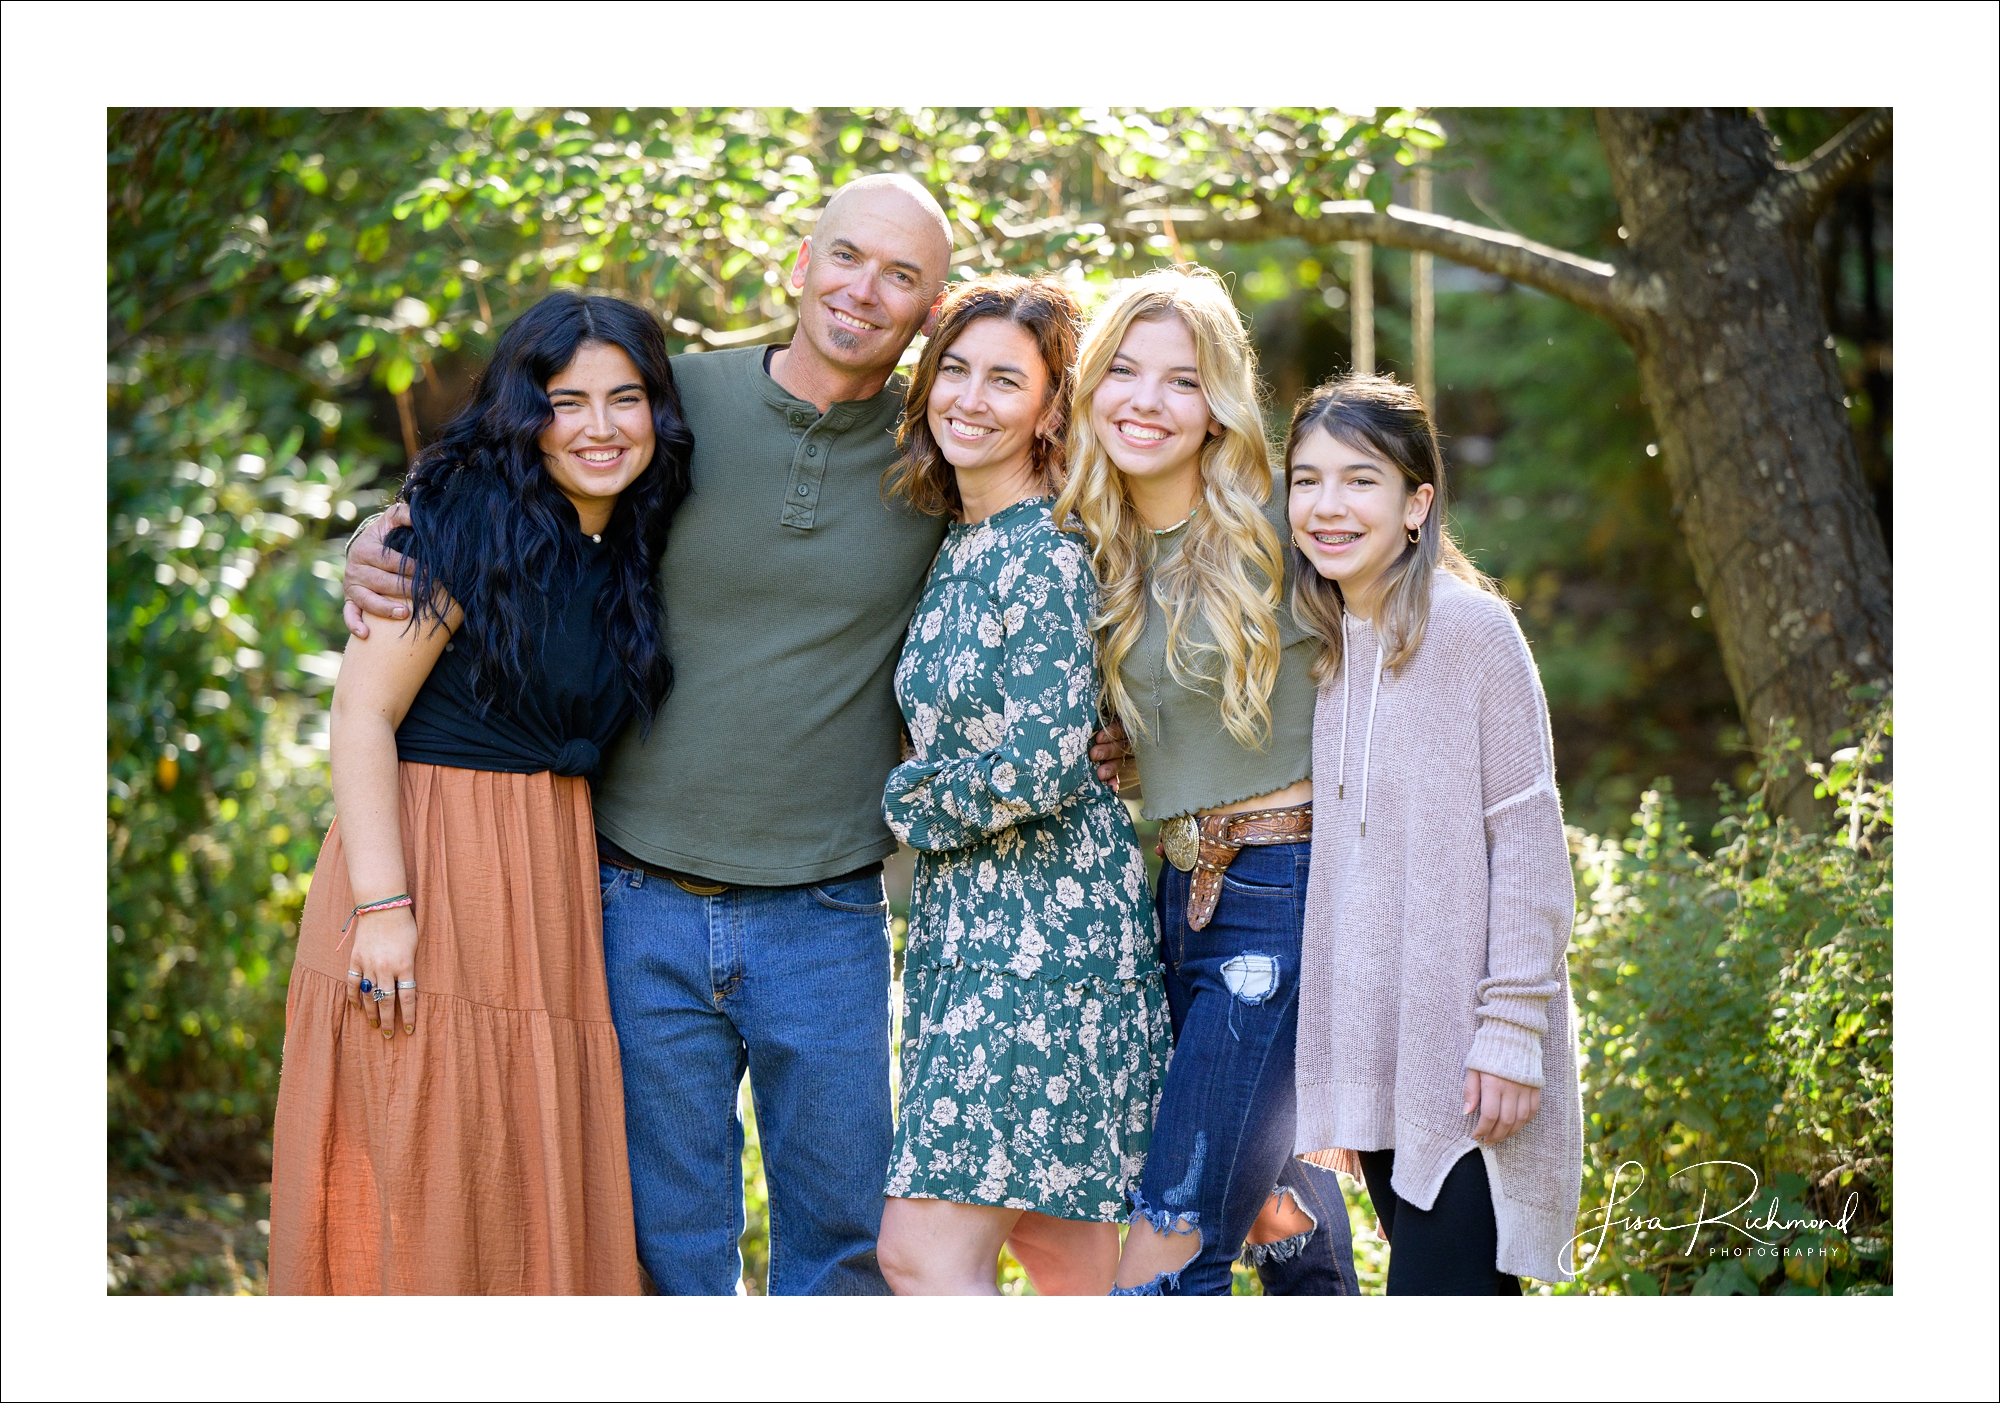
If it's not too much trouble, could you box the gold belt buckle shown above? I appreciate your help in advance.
[1161,814,1199,873]
[669,874,729,897]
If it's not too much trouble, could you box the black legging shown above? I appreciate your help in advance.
[1358,1148,1522,1295]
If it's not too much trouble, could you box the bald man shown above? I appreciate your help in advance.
[345,175,962,1294]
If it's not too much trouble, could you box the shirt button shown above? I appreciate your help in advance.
[797,484,809,495]
[806,444,819,457]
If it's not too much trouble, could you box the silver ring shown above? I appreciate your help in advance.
[348,970,364,979]
[396,981,418,990]
[370,985,393,1002]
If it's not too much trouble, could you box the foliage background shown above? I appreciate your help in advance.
[107,107,1891,1293]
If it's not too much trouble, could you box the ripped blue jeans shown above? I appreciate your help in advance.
[1117,841,1358,1296]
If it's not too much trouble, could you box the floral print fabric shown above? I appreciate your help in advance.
[883,497,1173,1222]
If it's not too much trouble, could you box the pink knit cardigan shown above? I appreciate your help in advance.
[1295,572,1584,1282]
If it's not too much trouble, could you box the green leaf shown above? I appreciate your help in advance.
[1784,1240,1828,1288]
[1691,1261,1758,1295]
[382,357,415,395]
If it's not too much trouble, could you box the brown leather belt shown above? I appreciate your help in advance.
[1160,801,1313,931]
[596,835,881,897]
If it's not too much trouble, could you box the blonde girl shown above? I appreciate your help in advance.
[1056,267,1357,1296]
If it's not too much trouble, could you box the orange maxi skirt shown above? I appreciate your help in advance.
[269,762,641,1294]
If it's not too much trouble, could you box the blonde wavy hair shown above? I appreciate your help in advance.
[1052,267,1286,751]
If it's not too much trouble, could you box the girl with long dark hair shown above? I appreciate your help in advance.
[1284,374,1583,1293]
[270,291,692,1294]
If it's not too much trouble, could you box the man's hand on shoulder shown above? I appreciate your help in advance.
[1090,717,1132,788]
[342,501,416,640]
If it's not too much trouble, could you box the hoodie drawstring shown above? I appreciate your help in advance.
[1336,615,1351,800]
[1358,639,1383,837]
[1335,618,1385,837]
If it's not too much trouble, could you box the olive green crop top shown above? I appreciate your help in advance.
[1115,490,1318,820]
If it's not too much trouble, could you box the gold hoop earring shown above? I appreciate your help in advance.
[1407,525,1422,545]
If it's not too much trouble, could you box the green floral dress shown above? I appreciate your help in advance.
[882,497,1173,1222]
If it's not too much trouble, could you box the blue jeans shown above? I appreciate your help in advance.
[600,862,895,1295]
[1116,841,1359,1296]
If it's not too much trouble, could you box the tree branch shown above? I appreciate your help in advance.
[1130,200,1630,327]
[1779,108,1892,228]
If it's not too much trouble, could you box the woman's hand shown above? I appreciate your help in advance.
[329,554,453,1044]
[341,501,416,639]
[1464,1069,1540,1145]
[348,906,420,1038]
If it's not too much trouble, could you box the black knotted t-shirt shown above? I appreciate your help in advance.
[391,531,633,779]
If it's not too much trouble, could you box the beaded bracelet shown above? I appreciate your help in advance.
[341,893,413,933]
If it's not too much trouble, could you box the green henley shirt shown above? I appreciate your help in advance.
[591,345,948,885]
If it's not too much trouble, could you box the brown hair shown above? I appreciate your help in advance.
[1283,373,1501,681]
[885,274,1082,518]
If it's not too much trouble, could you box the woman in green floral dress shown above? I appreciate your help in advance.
[874,275,1173,1296]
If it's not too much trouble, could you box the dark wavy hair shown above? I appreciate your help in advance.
[884,274,1082,517]
[395,291,692,725]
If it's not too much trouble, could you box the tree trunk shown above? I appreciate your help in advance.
[1595,109,1892,805]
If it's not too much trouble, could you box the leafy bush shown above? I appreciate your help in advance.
[109,112,399,1171]
[107,335,388,1173]
[1566,691,1892,1294]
